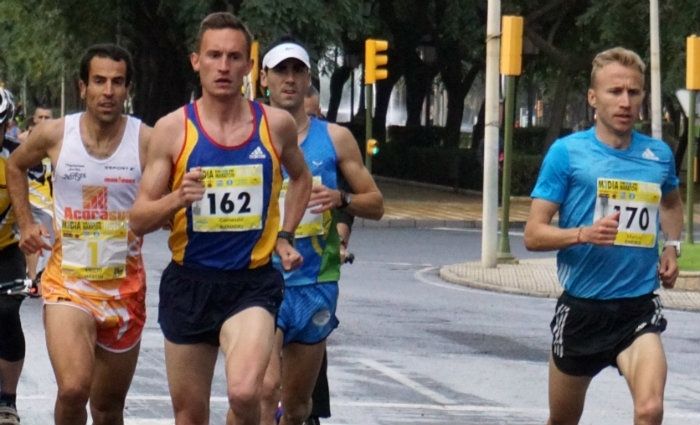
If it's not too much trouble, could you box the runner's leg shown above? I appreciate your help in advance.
[89,342,141,425]
[44,304,97,425]
[165,340,218,425]
[220,306,276,425]
[280,341,326,425]
[616,333,666,425]
[260,330,284,425]
[547,356,592,425]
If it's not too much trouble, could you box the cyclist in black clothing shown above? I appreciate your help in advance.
[0,87,28,425]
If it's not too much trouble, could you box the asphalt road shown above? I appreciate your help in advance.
[15,227,700,424]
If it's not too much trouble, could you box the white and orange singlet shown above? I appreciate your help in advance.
[42,113,146,352]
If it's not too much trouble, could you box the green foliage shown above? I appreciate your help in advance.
[373,143,542,196]
[513,126,573,154]
[0,1,70,106]
[510,153,543,196]
[678,243,700,271]
[240,0,373,75]
[387,125,444,147]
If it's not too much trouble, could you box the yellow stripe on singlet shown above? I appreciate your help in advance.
[169,116,200,264]
[249,109,282,269]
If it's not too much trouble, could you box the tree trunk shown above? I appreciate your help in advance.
[442,65,481,148]
[373,80,393,143]
[326,66,351,123]
[130,3,192,125]
[545,68,572,148]
[404,70,428,127]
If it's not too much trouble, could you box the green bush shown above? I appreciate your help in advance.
[387,125,446,147]
[513,126,573,154]
[510,153,544,196]
[372,143,542,196]
[373,143,482,190]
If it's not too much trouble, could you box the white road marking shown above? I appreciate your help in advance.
[433,227,525,238]
[357,358,455,405]
[414,266,475,292]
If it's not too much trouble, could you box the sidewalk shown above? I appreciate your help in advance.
[373,176,700,312]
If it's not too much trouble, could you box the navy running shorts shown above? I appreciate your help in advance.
[159,261,284,346]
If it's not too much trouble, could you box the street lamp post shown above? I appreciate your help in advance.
[482,0,501,268]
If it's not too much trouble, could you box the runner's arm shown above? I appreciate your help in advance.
[524,198,620,251]
[268,107,312,234]
[658,188,683,288]
[130,111,204,236]
[323,124,383,220]
[659,188,683,242]
[7,120,61,253]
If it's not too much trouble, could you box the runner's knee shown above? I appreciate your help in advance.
[169,387,211,424]
[261,370,281,402]
[282,398,312,425]
[56,382,91,408]
[634,397,663,425]
[228,384,260,413]
[90,403,125,425]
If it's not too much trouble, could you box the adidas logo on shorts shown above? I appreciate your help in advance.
[249,146,267,160]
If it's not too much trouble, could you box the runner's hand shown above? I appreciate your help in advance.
[308,184,338,214]
[275,240,303,271]
[584,211,620,246]
[178,168,205,207]
[658,249,679,289]
[19,222,52,255]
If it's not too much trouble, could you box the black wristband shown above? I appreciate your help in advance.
[277,230,295,246]
[339,190,352,209]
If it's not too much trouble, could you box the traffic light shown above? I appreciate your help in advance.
[366,139,379,156]
[688,35,700,90]
[501,16,524,76]
[364,39,389,84]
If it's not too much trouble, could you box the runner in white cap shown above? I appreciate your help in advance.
[258,36,383,425]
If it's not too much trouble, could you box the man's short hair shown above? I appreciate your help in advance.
[590,47,646,88]
[79,43,134,86]
[195,12,252,57]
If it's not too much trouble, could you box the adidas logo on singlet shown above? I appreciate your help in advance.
[249,146,267,160]
[642,148,659,161]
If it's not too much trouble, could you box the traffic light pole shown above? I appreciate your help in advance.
[686,89,696,244]
[497,75,517,263]
[365,83,374,172]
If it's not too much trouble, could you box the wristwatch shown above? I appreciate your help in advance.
[663,240,681,258]
[339,190,352,209]
[277,230,295,247]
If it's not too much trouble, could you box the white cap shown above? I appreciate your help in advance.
[262,42,310,69]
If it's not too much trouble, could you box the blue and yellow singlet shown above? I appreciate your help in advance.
[169,101,282,270]
[274,117,341,286]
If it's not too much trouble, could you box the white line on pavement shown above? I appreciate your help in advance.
[357,358,455,405]
[414,266,475,292]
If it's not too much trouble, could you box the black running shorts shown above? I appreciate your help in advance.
[158,261,284,346]
[550,291,666,377]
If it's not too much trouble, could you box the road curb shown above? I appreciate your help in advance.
[356,218,527,229]
[439,260,700,312]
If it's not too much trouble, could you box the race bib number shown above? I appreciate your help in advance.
[192,165,264,232]
[279,176,324,238]
[593,178,660,248]
[61,219,128,280]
